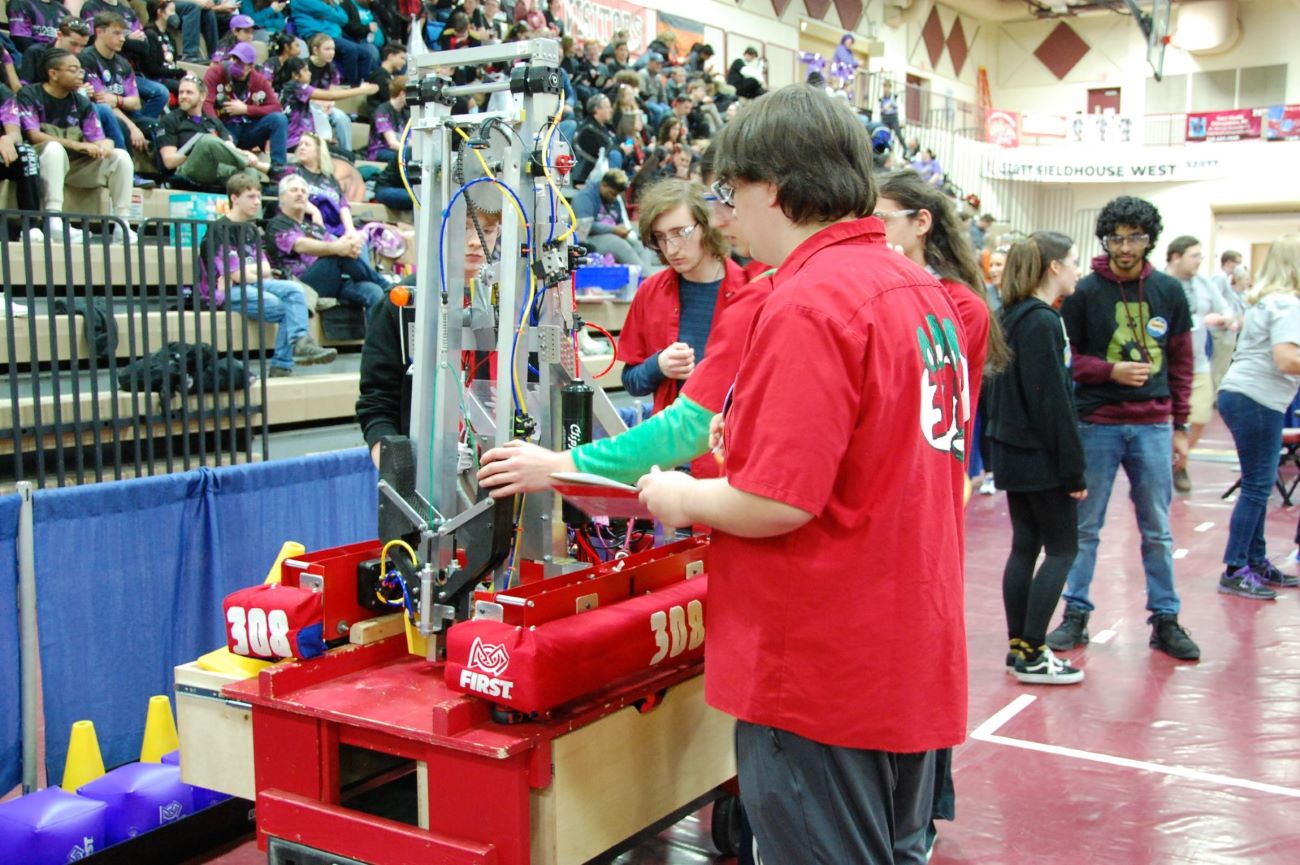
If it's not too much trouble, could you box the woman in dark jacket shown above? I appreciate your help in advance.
[984,231,1087,685]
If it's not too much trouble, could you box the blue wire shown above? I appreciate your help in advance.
[439,176,532,413]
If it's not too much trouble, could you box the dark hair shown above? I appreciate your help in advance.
[41,47,75,83]
[274,56,308,92]
[450,11,469,32]
[1221,249,1242,265]
[637,179,730,266]
[713,84,875,225]
[145,0,170,22]
[695,43,713,57]
[1001,231,1074,308]
[878,170,1011,372]
[382,42,406,61]
[655,116,681,145]
[1165,235,1200,262]
[599,169,628,192]
[1095,195,1163,253]
[58,15,90,37]
[269,30,296,58]
[698,144,715,185]
[92,11,127,32]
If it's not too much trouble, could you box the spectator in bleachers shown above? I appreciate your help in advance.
[480,0,507,42]
[604,40,631,77]
[291,0,376,86]
[664,65,687,102]
[80,11,168,161]
[209,12,256,63]
[200,173,338,376]
[275,58,320,151]
[158,75,266,188]
[366,43,405,117]
[0,79,44,220]
[262,30,300,83]
[203,41,288,173]
[290,132,355,237]
[1,45,20,92]
[79,0,150,66]
[542,0,565,37]
[684,42,714,77]
[267,173,385,316]
[7,0,70,54]
[685,77,723,140]
[571,169,658,272]
[17,48,135,244]
[913,147,943,187]
[655,115,683,149]
[571,92,617,185]
[611,108,644,175]
[366,76,406,163]
[140,1,187,97]
[668,94,698,144]
[18,15,88,85]
[240,0,290,38]
[635,51,669,128]
[175,1,221,63]
[305,33,380,155]
[567,39,607,108]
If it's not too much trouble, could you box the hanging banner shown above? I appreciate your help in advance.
[1020,113,1069,139]
[1264,104,1300,141]
[1186,108,1262,142]
[655,11,705,56]
[983,146,1229,183]
[563,0,657,52]
[985,109,1020,148]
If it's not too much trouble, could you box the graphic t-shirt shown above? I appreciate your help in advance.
[267,212,328,278]
[79,46,139,102]
[7,0,70,47]
[17,84,104,141]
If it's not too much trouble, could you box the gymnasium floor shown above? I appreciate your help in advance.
[203,420,1300,864]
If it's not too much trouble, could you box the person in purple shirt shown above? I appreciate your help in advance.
[912,147,943,187]
[80,11,168,157]
[79,0,149,66]
[305,33,377,154]
[209,12,255,63]
[290,132,352,237]
[366,75,406,162]
[17,47,135,243]
[0,82,43,224]
[266,173,384,316]
[7,0,70,53]
[273,57,318,150]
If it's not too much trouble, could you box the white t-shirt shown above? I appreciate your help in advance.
[1220,292,1300,412]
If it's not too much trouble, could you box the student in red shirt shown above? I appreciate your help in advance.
[873,169,1005,858]
[636,85,972,865]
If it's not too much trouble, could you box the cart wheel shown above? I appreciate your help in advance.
[710,793,742,857]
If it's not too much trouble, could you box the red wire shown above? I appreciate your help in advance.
[583,322,619,378]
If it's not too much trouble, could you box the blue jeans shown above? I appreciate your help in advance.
[373,185,413,212]
[94,104,125,150]
[298,255,385,316]
[176,1,219,60]
[230,112,288,166]
[1062,421,1181,615]
[136,77,170,120]
[228,279,309,370]
[1218,389,1285,568]
[332,36,376,85]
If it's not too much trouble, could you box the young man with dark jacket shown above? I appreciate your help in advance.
[1047,195,1200,661]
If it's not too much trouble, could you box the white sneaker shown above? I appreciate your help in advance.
[978,476,997,495]
[47,218,84,245]
[113,225,139,246]
[1012,647,1084,685]
[27,227,44,244]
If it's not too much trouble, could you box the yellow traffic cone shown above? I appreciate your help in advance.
[62,720,105,792]
[139,695,180,763]
[264,540,306,585]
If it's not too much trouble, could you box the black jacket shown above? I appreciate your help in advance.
[356,297,412,448]
[983,298,1086,493]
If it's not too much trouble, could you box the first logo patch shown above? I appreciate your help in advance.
[1146,316,1168,338]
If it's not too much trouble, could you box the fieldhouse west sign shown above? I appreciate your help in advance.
[982,146,1228,183]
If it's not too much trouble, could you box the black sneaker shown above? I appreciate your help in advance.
[1219,565,1278,600]
[1252,559,1300,588]
[1006,638,1030,672]
[1013,647,1085,685]
[1046,608,1090,651]
[1148,613,1200,661]
[292,336,338,366]
[268,366,294,377]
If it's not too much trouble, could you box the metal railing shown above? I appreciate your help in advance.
[0,211,272,489]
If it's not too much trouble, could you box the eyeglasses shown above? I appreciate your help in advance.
[873,209,916,220]
[55,65,85,76]
[647,223,699,251]
[1104,233,1150,250]
[710,180,734,208]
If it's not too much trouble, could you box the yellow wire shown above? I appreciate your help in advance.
[379,539,419,589]
[397,116,419,211]
[454,125,497,180]
[539,92,578,242]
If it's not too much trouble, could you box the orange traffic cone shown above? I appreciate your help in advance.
[62,720,105,792]
[140,695,180,763]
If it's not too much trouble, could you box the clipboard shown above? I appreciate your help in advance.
[550,472,652,519]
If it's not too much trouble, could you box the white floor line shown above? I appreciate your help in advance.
[1092,629,1116,644]
[972,732,1300,799]
[1173,548,1189,559]
[969,694,1037,739]
[1194,521,1215,532]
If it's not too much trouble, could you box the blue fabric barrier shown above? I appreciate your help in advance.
[0,494,22,793]
[35,449,378,781]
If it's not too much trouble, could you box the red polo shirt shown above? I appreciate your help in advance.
[706,217,970,752]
